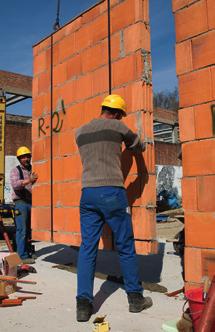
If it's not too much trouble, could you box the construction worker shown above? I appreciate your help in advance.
[75,94,153,322]
[10,146,38,264]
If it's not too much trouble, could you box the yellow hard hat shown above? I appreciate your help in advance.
[16,146,31,157]
[101,94,126,116]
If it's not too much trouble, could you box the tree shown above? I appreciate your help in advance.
[153,87,179,111]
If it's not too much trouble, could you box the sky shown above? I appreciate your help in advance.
[0,0,177,115]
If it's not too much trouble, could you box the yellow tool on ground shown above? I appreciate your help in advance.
[92,316,110,332]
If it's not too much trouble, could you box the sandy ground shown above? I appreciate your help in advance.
[0,240,185,332]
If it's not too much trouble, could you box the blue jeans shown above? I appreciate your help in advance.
[14,200,32,259]
[77,186,143,302]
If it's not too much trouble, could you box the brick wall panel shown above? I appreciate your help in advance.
[174,0,215,287]
[32,0,155,254]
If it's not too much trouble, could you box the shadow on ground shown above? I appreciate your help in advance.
[35,242,166,312]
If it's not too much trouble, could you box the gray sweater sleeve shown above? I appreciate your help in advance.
[120,122,145,152]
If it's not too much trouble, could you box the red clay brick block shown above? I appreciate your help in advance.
[112,54,137,88]
[132,206,156,240]
[33,161,50,184]
[181,177,198,210]
[211,66,215,100]
[31,207,51,231]
[58,131,78,156]
[82,42,107,73]
[34,51,47,76]
[59,34,76,62]
[185,247,215,284]
[32,184,51,207]
[124,22,150,54]
[92,66,109,96]
[64,16,82,36]
[175,0,208,42]
[207,0,215,29]
[111,0,136,33]
[89,14,108,44]
[81,4,100,25]
[175,40,193,75]
[32,139,45,162]
[32,93,50,119]
[194,102,213,139]
[185,211,215,248]
[135,240,158,255]
[179,67,213,108]
[178,107,195,142]
[197,175,215,211]
[38,71,50,95]
[66,53,82,80]
[172,0,199,12]
[32,230,51,242]
[53,207,80,233]
[62,103,85,130]
[53,181,81,207]
[53,62,67,86]
[75,24,92,51]
[185,247,203,283]
[192,30,215,70]
[33,37,51,57]
[53,233,81,246]
[59,80,77,106]
[135,0,149,22]
[183,140,215,176]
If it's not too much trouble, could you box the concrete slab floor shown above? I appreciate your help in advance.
[0,241,184,332]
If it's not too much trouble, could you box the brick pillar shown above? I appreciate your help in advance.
[32,0,156,254]
[173,0,215,288]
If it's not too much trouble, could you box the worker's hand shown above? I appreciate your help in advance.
[30,172,38,184]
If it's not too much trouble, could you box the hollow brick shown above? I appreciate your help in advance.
[175,40,193,75]
[192,30,215,70]
[181,177,198,211]
[183,140,215,176]
[178,107,195,142]
[185,211,215,248]
[179,67,213,108]
[175,0,208,42]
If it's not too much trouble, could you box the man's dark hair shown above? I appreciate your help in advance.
[101,105,123,117]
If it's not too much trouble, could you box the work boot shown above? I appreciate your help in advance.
[76,298,93,322]
[21,258,35,265]
[127,292,153,313]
